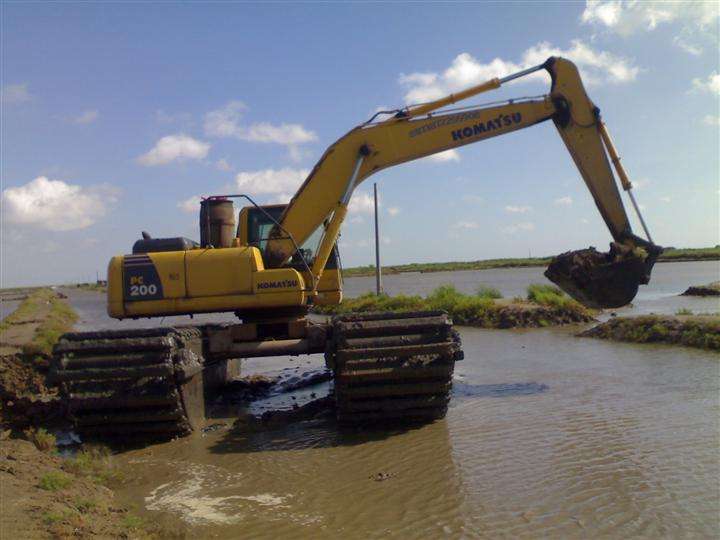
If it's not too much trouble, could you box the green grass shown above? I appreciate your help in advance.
[122,515,144,530]
[27,295,78,356]
[676,308,693,316]
[476,285,502,299]
[0,287,78,356]
[526,284,575,308]
[42,510,71,525]
[315,284,592,327]
[74,499,98,514]
[341,246,720,278]
[62,446,122,486]
[39,471,73,491]
[658,246,720,261]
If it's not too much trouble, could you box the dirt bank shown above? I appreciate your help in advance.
[681,282,720,297]
[314,284,594,328]
[0,289,79,431]
[0,437,175,539]
[580,315,720,351]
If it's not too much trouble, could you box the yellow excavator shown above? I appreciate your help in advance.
[52,57,661,439]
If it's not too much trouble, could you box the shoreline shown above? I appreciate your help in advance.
[342,250,720,278]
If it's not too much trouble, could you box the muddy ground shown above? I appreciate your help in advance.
[580,314,720,350]
[682,281,720,297]
[0,438,159,539]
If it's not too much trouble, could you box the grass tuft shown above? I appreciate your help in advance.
[315,284,592,327]
[476,285,503,299]
[39,471,73,491]
[62,445,123,486]
[24,427,56,452]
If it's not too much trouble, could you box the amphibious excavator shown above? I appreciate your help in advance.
[52,57,661,439]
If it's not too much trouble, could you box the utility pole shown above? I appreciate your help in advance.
[373,183,382,295]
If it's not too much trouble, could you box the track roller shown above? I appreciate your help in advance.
[51,327,205,439]
[326,311,463,424]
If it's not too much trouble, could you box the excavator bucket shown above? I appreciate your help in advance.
[544,244,661,309]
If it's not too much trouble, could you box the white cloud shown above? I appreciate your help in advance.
[581,1,719,35]
[215,158,232,171]
[2,83,31,104]
[204,101,317,157]
[453,220,479,230]
[178,195,202,213]
[582,1,719,57]
[74,109,99,124]
[2,176,118,231]
[235,167,309,195]
[505,205,532,213]
[581,218,590,224]
[387,206,400,216]
[348,191,375,215]
[399,41,639,104]
[426,149,461,163]
[138,134,210,166]
[702,115,720,126]
[502,222,535,234]
[673,36,703,56]
[691,72,720,96]
[659,196,672,203]
[554,196,573,206]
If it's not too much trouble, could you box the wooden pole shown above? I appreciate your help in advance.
[374,183,382,295]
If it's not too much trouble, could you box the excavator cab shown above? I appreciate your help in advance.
[236,202,342,306]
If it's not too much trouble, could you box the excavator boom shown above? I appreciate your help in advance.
[265,57,660,308]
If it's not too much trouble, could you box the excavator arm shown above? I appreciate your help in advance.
[265,57,661,308]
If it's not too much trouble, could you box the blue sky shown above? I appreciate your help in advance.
[2,2,718,287]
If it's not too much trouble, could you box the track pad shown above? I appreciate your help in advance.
[544,245,656,309]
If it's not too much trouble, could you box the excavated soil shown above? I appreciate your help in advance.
[580,315,720,350]
[681,282,720,297]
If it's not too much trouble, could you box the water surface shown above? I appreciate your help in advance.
[58,262,720,538]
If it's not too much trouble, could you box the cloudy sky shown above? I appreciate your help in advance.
[2,2,718,287]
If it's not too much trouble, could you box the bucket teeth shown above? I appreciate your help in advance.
[52,327,204,440]
[327,311,461,425]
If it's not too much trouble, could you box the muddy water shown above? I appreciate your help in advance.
[59,262,720,538]
[110,326,719,538]
[0,299,21,321]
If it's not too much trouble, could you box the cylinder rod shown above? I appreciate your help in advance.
[374,183,382,295]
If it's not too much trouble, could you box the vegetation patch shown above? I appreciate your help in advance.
[23,427,56,452]
[314,284,593,328]
[39,470,73,491]
[0,287,78,356]
[62,445,124,486]
[580,315,720,351]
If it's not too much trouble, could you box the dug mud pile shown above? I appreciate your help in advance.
[580,315,720,351]
[545,245,658,309]
[681,282,720,297]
